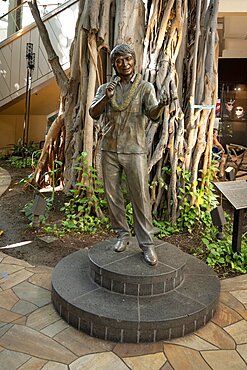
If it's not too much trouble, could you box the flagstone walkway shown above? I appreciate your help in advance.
[0,167,246,369]
[0,253,246,370]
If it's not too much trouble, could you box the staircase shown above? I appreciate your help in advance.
[0,0,78,110]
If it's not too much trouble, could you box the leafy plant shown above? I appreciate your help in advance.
[8,140,41,168]
[21,193,53,226]
[60,152,109,233]
[0,151,9,160]
[20,160,62,226]
[125,203,134,232]
[12,140,39,157]
[177,166,219,232]
[153,219,180,237]
[198,222,247,274]
[8,156,33,168]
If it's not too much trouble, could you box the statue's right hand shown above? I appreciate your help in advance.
[106,77,121,99]
[106,81,118,99]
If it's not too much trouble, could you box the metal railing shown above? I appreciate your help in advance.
[0,1,69,43]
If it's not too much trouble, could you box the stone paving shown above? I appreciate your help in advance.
[0,250,246,369]
[0,167,246,369]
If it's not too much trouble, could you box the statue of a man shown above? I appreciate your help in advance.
[89,44,168,266]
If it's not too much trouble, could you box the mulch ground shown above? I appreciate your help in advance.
[0,160,244,278]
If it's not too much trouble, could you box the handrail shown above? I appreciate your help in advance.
[0,1,27,21]
[0,1,68,21]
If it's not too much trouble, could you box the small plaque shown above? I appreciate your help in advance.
[32,194,47,216]
[214,180,247,210]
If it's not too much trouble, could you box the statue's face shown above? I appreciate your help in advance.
[114,53,135,77]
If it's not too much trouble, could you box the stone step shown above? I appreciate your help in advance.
[88,239,187,296]
[51,241,220,343]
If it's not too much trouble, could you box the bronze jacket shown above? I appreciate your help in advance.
[90,75,159,154]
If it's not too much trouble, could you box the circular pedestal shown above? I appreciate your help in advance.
[52,239,220,343]
[89,238,187,296]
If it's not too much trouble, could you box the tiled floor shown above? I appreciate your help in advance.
[0,249,246,369]
[0,168,246,369]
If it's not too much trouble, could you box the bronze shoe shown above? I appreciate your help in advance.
[142,246,158,266]
[114,239,129,252]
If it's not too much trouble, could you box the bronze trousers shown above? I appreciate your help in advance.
[101,151,154,249]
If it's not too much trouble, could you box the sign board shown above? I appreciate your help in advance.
[214,180,247,210]
[32,194,47,216]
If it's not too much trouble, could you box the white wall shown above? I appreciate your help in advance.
[0,115,47,152]
[219,1,247,58]
[219,0,247,13]
[222,15,247,58]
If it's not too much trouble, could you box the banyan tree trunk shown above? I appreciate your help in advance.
[30,0,219,222]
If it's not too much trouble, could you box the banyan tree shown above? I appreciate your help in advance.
[29,0,219,224]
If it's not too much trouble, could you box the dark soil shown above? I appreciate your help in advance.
[0,160,109,267]
[0,160,244,278]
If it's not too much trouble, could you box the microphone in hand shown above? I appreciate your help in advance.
[106,76,121,98]
[113,76,121,84]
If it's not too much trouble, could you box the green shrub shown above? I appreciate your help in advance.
[60,152,109,234]
[199,222,247,274]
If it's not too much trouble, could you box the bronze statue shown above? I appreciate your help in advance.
[89,44,169,266]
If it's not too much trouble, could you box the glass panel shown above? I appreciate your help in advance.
[0,0,71,43]
[218,84,247,147]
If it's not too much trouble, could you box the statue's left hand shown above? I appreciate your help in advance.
[159,89,169,106]
[159,88,177,107]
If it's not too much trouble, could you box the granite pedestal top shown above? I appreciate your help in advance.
[88,239,186,296]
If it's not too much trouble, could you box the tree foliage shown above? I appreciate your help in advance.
[29,0,219,223]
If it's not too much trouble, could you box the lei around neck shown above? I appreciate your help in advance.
[110,73,142,112]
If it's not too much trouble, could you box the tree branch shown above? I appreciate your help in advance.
[28,0,68,94]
